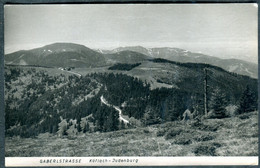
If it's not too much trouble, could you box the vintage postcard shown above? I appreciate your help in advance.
[3,3,258,166]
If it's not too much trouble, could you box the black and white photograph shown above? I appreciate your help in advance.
[4,3,258,166]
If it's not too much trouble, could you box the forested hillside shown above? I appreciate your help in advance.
[5,61,258,138]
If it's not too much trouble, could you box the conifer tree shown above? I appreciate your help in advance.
[77,123,81,132]
[104,113,113,132]
[83,122,90,133]
[80,117,87,131]
[111,110,119,131]
[237,85,257,114]
[66,123,78,136]
[120,120,125,129]
[57,118,68,137]
[209,87,228,118]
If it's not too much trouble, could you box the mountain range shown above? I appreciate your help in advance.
[5,43,258,78]
[98,46,258,79]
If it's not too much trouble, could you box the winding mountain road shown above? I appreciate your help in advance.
[59,68,82,77]
[67,71,81,77]
[100,95,129,124]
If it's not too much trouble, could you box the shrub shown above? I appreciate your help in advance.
[143,128,150,134]
[193,142,221,156]
[173,136,192,145]
[252,131,258,138]
[194,134,215,142]
[165,128,182,140]
[239,114,250,120]
[225,105,237,117]
[156,129,167,137]
[196,122,223,132]
[194,145,216,156]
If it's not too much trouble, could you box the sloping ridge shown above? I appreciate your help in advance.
[147,58,257,97]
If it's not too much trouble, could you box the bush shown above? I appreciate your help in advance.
[165,128,182,140]
[207,110,229,119]
[194,145,216,156]
[194,134,215,142]
[196,122,223,132]
[239,113,250,120]
[225,105,237,117]
[156,129,167,137]
[143,128,150,134]
[252,131,258,138]
[193,143,221,156]
[173,136,192,145]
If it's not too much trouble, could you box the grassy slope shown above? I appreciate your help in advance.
[5,111,258,157]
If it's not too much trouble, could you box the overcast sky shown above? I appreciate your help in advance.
[4,4,258,63]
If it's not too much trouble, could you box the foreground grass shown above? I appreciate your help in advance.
[5,111,258,157]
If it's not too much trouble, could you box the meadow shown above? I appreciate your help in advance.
[5,111,258,157]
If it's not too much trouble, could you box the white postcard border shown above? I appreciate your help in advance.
[5,156,259,167]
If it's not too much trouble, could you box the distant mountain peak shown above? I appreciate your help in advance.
[39,42,92,52]
[5,42,106,68]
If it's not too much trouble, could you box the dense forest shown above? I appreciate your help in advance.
[4,63,258,138]
[108,63,142,71]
